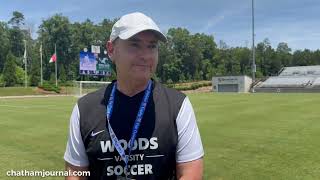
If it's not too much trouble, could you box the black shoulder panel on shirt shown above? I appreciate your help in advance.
[152,81,186,132]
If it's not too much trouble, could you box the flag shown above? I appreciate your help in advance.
[49,53,56,63]
[23,47,27,64]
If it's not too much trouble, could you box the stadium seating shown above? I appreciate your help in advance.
[312,77,320,87]
[260,77,314,88]
[279,66,320,77]
[255,65,320,92]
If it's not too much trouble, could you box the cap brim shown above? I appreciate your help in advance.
[119,27,167,42]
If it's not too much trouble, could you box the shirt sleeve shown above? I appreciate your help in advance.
[64,104,89,167]
[176,97,204,163]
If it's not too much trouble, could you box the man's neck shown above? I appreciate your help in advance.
[116,77,150,97]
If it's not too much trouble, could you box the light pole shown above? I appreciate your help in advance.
[251,0,256,92]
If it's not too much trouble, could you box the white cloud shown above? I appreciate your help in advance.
[201,14,226,33]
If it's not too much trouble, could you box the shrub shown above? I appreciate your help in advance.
[38,82,61,93]
[166,81,212,91]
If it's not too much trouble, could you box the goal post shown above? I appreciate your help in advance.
[73,81,112,97]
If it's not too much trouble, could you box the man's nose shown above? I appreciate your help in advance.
[138,46,153,61]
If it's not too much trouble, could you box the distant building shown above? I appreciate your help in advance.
[212,76,252,93]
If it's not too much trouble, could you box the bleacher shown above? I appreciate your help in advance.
[312,77,320,87]
[279,66,320,77]
[254,65,320,92]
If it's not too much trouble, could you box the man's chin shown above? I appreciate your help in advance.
[132,74,151,83]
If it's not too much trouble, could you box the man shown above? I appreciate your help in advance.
[64,12,204,180]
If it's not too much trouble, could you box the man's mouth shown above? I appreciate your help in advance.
[134,64,149,67]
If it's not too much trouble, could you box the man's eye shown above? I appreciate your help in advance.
[130,43,139,47]
[149,44,158,49]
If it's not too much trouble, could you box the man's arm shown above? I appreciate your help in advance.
[175,97,204,180]
[176,158,203,180]
[64,104,90,179]
[65,162,89,180]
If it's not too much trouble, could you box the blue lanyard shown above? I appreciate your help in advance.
[106,80,152,170]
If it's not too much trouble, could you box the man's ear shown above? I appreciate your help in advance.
[106,40,115,63]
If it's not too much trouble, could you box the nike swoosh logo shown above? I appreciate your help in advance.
[91,130,105,137]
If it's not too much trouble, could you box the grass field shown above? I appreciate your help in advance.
[1,93,320,179]
[0,87,76,96]
[0,87,42,96]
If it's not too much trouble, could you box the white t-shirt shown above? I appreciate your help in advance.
[64,97,204,167]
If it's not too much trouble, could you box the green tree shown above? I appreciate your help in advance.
[8,11,25,60]
[292,50,312,66]
[157,41,174,82]
[0,74,4,87]
[2,53,17,86]
[312,50,320,65]
[276,42,292,68]
[167,28,201,80]
[38,14,72,81]
[0,22,10,71]
[59,65,67,83]
[201,59,212,80]
[162,58,183,83]
[256,38,279,76]
[8,11,25,28]
[213,43,229,75]
[233,47,251,75]
[15,66,25,85]
[30,57,41,86]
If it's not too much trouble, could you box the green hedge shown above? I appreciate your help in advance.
[38,82,61,93]
[166,82,212,91]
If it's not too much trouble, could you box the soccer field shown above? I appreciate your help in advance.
[1,93,320,179]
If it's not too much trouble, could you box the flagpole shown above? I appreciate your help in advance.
[40,43,43,86]
[55,43,57,87]
[24,40,27,88]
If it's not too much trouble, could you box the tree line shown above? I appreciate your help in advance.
[1,11,320,87]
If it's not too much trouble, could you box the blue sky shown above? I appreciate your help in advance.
[1,0,320,51]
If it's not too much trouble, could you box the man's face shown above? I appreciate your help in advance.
[107,31,159,82]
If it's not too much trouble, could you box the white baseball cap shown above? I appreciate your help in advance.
[109,12,167,42]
